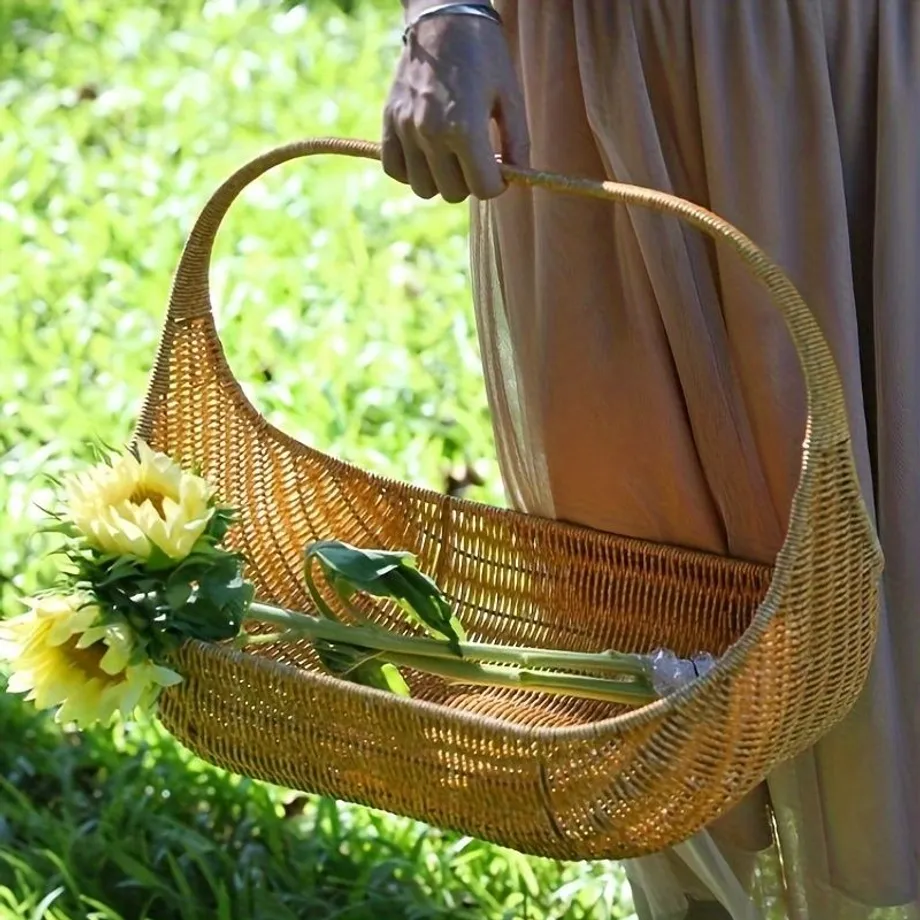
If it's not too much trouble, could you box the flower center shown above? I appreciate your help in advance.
[63,638,115,684]
[129,487,167,519]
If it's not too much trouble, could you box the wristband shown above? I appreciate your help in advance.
[403,3,503,44]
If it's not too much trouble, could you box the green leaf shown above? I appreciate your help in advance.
[165,555,214,586]
[37,520,82,539]
[306,541,465,654]
[308,541,405,584]
[388,567,467,650]
[169,596,239,643]
[94,557,142,588]
[143,543,177,573]
[204,507,236,544]
[128,643,151,667]
[164,580,192,611]
[313,639,411,698]
[377,663,412,697]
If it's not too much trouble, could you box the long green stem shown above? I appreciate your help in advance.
[384,653,657,707]
[246,601,651,679]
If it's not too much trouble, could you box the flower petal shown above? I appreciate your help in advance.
[99,639,131,675]
[151,665,183,687]
[75,626,108,648]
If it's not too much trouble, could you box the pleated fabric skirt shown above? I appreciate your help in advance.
[471,3,920,917]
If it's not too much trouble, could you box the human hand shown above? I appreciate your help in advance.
[382,4,530,202]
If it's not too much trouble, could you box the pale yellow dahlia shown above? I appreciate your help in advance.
[0,594,181,728]
[64,441,214,561]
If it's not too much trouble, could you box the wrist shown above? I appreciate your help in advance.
[402,2,501,37]
[403,0,441,17]
[403,1,487,19]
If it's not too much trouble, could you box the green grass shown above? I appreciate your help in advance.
[1,1,634,918]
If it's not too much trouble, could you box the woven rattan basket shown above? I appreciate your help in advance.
[136,138,883,860]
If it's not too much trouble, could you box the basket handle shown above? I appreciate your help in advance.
[153,136,850,448]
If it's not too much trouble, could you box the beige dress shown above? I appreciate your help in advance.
[470,3,920,918]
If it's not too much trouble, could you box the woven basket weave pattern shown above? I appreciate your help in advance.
[139,139,882,860]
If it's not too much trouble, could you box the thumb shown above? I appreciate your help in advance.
[495,86,531,168]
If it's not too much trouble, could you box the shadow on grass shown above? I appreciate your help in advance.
[0,692,477,920]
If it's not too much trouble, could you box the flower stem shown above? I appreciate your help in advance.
[246,601,652,682]
[383,652,658,706]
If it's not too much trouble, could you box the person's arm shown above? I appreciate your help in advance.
[382,2,529,202]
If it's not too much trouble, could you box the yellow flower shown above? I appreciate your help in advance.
[64,441,215,561]
[0,594,181,728]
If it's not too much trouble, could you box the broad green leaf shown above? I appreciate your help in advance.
[202,507,236,544]
[307,541,405,583]
[306,540,465,653]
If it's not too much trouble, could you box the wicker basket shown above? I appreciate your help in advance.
[137,138,882,860]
